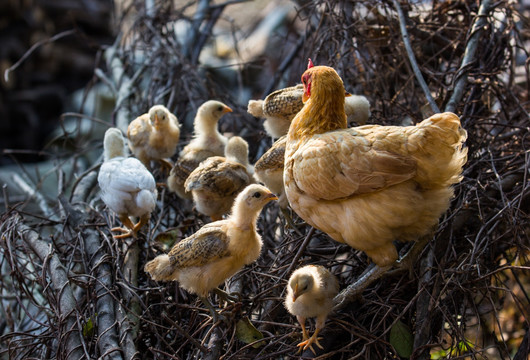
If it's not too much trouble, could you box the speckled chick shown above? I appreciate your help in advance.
[285,265,339,354]
[144,184,277,297]
[248,84,370,138]
[185,136,255,221]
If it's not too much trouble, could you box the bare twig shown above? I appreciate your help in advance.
[445,0,494,113]
[392,0,440,114]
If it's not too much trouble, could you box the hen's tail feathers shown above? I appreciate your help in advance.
[247,100,265,118]
[415,112,468,189]
[144,254,176,281]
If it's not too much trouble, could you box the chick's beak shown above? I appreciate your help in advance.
[265,192,278,202]
[223,106,233,113]
[154,113,160,127]
[292,283,300,302]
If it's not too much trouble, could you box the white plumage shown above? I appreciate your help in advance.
[98,128,157,239]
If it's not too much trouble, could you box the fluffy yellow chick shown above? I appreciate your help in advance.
[144,184,277,315]
[285,265,339,354]
[184,136,255,221]
[98,128,157,239]
[248,84,370,138]
[127,105,181,169]
[167,100,232,199]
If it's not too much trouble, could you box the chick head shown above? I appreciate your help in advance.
[149,105,171,129]
[198,100,232,124]
[238,184,277,211]
[103,127,127,161]
[225,136,249,164]
[289,268,315,302]
[301,66,344,103]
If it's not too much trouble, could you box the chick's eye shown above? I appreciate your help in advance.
[252,192,261,198]
[217,106,223,111]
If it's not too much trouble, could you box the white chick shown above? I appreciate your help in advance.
[98,128,157,239]
[285,265,339,354]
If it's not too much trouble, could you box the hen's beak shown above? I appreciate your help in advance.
[223,106,233,113]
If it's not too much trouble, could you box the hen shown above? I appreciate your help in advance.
[167,100,232,199]
[184,136,255,221]
[127,105,180,169]
[248,84,370,138]
[285,265,339,354]
[98,128,158,239]
[144,184,277,317]
[284,65,468,267]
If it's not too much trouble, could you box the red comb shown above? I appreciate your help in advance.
[307,58,314,69]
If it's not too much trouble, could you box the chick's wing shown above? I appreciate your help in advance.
[289,129,417,200]
[168,224,230,268]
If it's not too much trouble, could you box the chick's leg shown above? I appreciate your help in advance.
[111,215,136,239]
[132,214,150,236]
[199,295,226,325]
[298,314,326,354]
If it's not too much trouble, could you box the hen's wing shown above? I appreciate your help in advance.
[288,129,417,200]
[167,223,230,268]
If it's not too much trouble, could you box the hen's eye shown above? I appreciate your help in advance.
[252,192,261,198]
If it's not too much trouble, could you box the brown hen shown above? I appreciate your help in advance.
[284,65,468,267]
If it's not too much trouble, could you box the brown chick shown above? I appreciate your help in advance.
[127,105,180,169]
[254,135,287,208]
[284,64,468,267]
[184,136,255,221]
[248,84,370,138]
[144,184,277,318]
[167,100,232,199]
[285,265,339,354]
[98,128,157,239]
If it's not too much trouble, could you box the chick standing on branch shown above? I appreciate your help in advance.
[185,136,255,221]
[98,128,157,239]
[168,100,233,199]
[285,265,339,353]
[144,184,277,316]
[284,60,468,267]
[127,105,181,169]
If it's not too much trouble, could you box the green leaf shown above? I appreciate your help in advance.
[235,317,265,348]
[389,319,413,359]
[82,314,97,338]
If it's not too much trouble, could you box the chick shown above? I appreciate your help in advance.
[98,128,157,239]
[254,135,287,208]
[144,184,277,317]
[185,136,255,221]
[167,100,233,199]
[285,265,339,354]
[127,105,181,169]
[248,84,370,138]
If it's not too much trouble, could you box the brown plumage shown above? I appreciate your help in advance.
[127,105,180,168]
[144,184,277,297]
[167,100,232,199]
[254,135,287,208]
[184,136,255,221]
[284,65,468,267]
[285,265,339,353]
[248,84,370,138]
